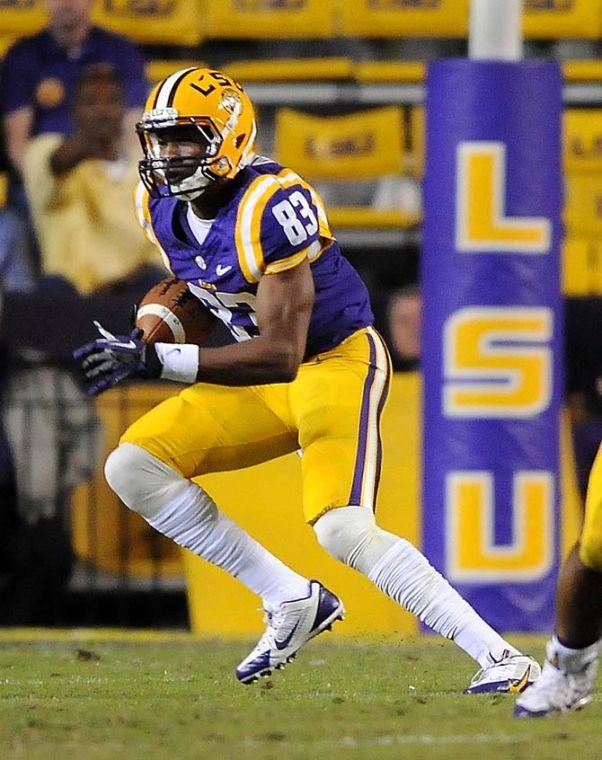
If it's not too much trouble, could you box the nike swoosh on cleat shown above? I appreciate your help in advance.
[274,621,300,650]
[508,668,532,694]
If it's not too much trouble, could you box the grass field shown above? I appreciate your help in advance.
[0,632,599,759]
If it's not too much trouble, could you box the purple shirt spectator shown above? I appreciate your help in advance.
[0,26,147,138]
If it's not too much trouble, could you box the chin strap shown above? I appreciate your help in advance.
[170,165,212,200]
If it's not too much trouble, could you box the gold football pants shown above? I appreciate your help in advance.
[580,442,602,571]
[120,327,391,524]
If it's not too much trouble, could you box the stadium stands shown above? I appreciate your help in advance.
[0,1,46,38]
[145,60,205,86]
[339,0,471,37]
[409,106,424,179]
[0,0,202,46]
[564,109,602,174]
[224,57,355,82]
[563,60,602,82]
[275,106,420,228]
[563,110,602,294]
[92,0,203,46]
[276,106,405,180]
[563,239,602,296]
[203,0,336,39]
[523,0,602,40]
[0,1,601,45]
[71,386,183,579]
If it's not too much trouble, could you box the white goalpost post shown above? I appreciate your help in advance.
[469,0,523,61]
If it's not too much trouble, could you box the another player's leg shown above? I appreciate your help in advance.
[296,327,539,693]
[106,388,343,684]
[515,448,602,717]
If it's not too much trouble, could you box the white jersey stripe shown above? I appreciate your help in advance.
[135,182,154,243]
[134,182,173,274]
[306,240,322,262]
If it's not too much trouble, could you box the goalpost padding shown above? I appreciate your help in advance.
[421,60,563,631]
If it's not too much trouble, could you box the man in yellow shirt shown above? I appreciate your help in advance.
[23,64,161,294]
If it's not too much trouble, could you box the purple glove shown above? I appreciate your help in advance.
[73,322,161,396]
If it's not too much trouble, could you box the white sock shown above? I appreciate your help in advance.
[148,482,310,609]
[550,635,599,673]
[368,540,519,668]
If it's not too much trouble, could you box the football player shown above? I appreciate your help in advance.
[75,67,539,690]
[515,454,601,716]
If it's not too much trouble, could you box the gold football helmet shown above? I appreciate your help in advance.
[137,67,257,200]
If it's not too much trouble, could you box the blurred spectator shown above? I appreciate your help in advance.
[22,64,162,295]
[1,63,158,623]
[565,298,602,503]
[385,286,422,372]
[0,207,36,292]
[0,207,34,622]
[373,174,422,217]
[0,0,147,182]
[0,362,98,624]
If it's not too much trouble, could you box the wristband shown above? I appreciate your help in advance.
[155,343,199,384]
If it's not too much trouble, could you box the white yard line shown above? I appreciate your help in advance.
[338,734,526,747]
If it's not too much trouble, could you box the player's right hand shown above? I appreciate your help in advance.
[73,321,161,396]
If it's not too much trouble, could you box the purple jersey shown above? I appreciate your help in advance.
[135,157,374,359]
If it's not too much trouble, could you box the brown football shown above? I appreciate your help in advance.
[136,277,215,345]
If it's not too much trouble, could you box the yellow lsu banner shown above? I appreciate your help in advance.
[93,0,203,45]
[564,175,602,237]
[523,0,602,40]
[204,0,335,39]
[0,0,45,36]
[562,239,602,297]
[275,106,404,181]
[339,0,470,37]
[0,1,204,43]
[564,110,602,175]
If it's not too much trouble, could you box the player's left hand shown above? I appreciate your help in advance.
[73,321,161,396]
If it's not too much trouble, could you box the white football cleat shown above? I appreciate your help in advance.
[236,580,345,685]
[465,650,541,694]
[514,640,598,718]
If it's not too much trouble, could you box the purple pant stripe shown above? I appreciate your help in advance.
[348,332,377,506]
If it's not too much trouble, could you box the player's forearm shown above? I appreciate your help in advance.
[199,338,302,385]
[155,337,303,386]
